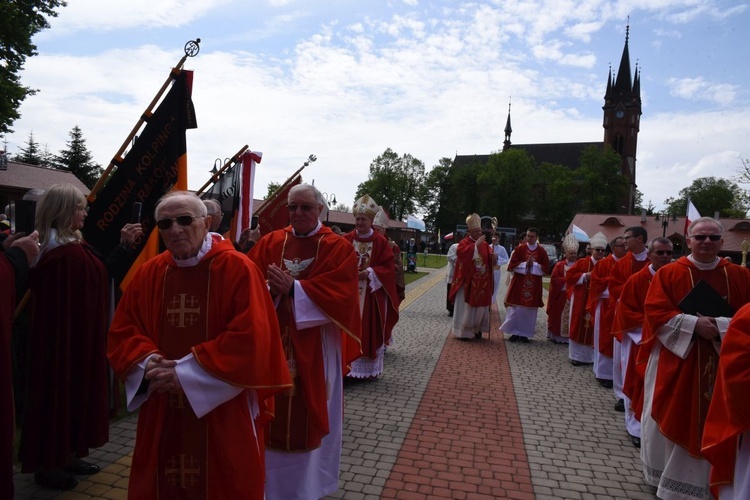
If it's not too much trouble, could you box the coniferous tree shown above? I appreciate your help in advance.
[53,125,102,188]
[16,131,43,165]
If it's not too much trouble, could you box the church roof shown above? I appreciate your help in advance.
[0,160,90,194]
[454,141,603,171]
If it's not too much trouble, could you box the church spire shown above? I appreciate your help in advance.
[614,21,632,94]
[503,100,512,151]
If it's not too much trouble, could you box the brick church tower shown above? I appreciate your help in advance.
[602,23,642,213]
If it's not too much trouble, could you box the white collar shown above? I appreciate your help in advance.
[687,254,720,270]
[293,221,323,238]
[174,233,214,267]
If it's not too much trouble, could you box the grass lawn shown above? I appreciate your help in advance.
[401,253,448,269]
[403,271,429,285]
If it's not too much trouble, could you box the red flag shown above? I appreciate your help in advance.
[255,175,302,234]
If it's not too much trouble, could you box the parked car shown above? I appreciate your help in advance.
[540,244,559,274]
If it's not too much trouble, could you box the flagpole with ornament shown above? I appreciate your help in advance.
[87,38,202,202]
[196,145,249,195]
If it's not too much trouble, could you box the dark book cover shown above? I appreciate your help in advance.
[678,279,735,318]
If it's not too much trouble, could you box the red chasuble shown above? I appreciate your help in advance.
[586,255,617,356]
[20,242,109,473]
[608,253,649,342]
[612,264,654,420]
[448,236,494,307]
[702,302,750,497]
[248,225,362,451]
[546,260,569,337]
[343,230,399,359]
[643,257,750,458]
[108,238,291,500]
[504,243,549,308]
[565,257,595,346]
[0,255,15,498]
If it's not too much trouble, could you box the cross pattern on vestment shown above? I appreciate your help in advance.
[703,352,716,401]
[167,294,201,328]
[354,241,372,271]
[165,453,201,488]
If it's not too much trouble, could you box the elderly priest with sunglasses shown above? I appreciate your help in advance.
[107,191,292,500]
[639,217,750,500]
[247,183,362,500]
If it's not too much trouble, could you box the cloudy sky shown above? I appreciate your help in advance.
[4,0,749,214]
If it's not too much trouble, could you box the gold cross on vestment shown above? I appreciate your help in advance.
[167,294,201,328]
[165,453,201,488]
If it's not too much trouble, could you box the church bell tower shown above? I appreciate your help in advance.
[602,23,641,213]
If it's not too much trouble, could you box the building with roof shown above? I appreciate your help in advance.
[568,212,750,259]
[0,156,90,212]
[452,24,642,216]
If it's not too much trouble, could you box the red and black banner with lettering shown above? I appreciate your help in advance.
[83,70,197,263]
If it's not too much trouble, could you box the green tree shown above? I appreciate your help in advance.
[0,1,66,134]
[418,157,452,232]
[575,145,629,213]
[51,125,102,188]
[266,182,281,198]
[664,176,749,218]
[532,162,577,237]
[16,131,42,165]
[481,148,536,226]
[355,148,425,221]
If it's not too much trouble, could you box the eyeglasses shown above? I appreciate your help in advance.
[593,248,605,253]
[287,204,317,212]
[623,235,635,240]
[156,215,202,230]
[689,234,721,242]
[654,250,673,256]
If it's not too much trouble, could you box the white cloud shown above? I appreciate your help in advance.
[667,77,737,105]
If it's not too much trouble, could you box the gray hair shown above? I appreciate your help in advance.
[687,216,723,235]
[155,191,207,220]
[203,198,222,216]
[288,183,328,218]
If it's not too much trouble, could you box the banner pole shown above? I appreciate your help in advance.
[195,145,249,195]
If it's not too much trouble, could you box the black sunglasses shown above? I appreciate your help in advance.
[689,234,721,241]
[654,250,673,256]
[156,215,201,230]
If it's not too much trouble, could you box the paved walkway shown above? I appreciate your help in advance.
[13,266,657,499]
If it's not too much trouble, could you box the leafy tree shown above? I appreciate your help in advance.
[355,148,425,221]
[265,182,281,198]
[16,131,42,165]
[664,176,749,218]
[0,1,67,134]
[418,157,452,232]
[333,202,350,212]
[51,125,102,188]
[575,145,629,213]
[532,162,577,238]
[481,148,536,227]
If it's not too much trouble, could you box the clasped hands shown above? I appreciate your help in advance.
[145,354,182,394]
[267,263,294,297]
[694,313,720,342]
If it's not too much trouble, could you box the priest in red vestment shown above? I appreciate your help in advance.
[343,194,399,379]
[448,213,494,340]
[373,209,405,304]
[566,232,606,367]
[702,302,750,499]
[108,192,292,500]
[1,232,38,498]
[501,227,549,342]
[609,226,649,416]
[641,217,750,499]
[546,239,577,344]
[612,237,673,450]
[247,183,362,500]
[586,236,626,387]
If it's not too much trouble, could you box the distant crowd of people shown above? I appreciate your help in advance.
[1,184,403,499]
[445,216,750,500]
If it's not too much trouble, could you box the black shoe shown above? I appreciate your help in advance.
[614,399,625,412]
[597,378,614,389]
[570,359,584,366]
[475,331,482,339]
[630,435,641,448]
[508,335,520,342]
[63,461,100,475]
[448,312,453,317]
[520,336,530,343]
[34,470,78,490]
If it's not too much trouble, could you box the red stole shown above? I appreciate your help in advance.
[587,256,616,356]
[157,264,211,499]
[449,237,493,307]
[268,233,329,452]
[566,257,594,346]
[504,243,548,308]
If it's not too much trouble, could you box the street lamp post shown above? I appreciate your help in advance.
[322,192,336,224]
[654,211,678,238]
